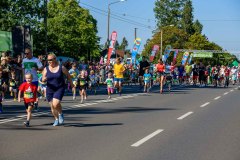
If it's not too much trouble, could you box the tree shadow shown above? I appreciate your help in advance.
[64,106,177,115]
[63,122,123,128]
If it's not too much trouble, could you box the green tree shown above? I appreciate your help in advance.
[119,37,128,51]
[142,26,188,62]
[193,19,203,34]
[47,0,99,59]
[115,40,120,50]
[0,0,44,31]
[181,0,194,34]
[154,0,187,28]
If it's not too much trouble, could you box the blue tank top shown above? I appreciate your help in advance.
[46,65,65,90]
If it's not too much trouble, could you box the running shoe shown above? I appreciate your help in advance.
[24,121,30,127]
[53,119,59,126]
[81,99,83,104]
[59,114,64,125]
[108,96,111,99]
[119,92,122,96]
[73,96,76,100]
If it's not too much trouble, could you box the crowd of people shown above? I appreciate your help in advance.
[0,49,240,127]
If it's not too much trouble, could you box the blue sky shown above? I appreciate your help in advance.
[80,0,240,55]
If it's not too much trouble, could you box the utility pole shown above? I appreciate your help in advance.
[44,0,48,55]
[134,28,137,40]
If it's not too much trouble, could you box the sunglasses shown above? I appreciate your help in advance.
[24,52,30,54]
[47,58,55,62]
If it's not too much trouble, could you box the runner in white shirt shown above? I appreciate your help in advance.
[22,48,43,87]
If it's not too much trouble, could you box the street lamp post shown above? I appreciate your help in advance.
[44,0,48,55]
[160,24,174,59]
[107,0,126,42]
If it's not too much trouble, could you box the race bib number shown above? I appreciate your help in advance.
[24,91,34,99]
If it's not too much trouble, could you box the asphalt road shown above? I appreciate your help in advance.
[0,84,240,160]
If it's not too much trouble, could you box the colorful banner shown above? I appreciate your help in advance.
[162,45,172,63]
[107,31,117,64]
[193,52,213,58]
[131,38,141,64]
[188,54,193,64]
[99,56,104,65]
[173,49,179,64]
[149,45,159,62]
[181,52,190,65]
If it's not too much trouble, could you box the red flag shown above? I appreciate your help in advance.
[107,31,117,64]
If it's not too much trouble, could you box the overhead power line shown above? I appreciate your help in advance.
[80,2,155,30]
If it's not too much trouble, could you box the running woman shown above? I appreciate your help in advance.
[105,72,114,99]
[42,53,73,126]
[69,63,79,100]
[78,70,88,103]
[156,59,165,94]
[18,73,38,127]
[113,58,125,96]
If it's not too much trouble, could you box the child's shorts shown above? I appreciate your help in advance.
[107,87,114,93]
[24,102,34,109]
[144,81,150,85]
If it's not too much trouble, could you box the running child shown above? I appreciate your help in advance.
[38,71,47,101]
[143,69,151,93]
[69,63,80,100]
[105,72,114,99]
[18,73,38,127]
[9,74,17,101]
[89,70,97,94]
[78,70,88,103]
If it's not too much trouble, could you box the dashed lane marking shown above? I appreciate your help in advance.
[214,96,221,100]
[200,102,210,108]
[223,92,229,95]
[177,112,193,120]
[131,129,164,147]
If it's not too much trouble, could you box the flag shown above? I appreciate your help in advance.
[149,45,159,62]
[181,52,190,65]
[173,49,178,64]
[162,45,172,63]
[131,38,141,64]
[107,31,117,64]
[188,54,193,64]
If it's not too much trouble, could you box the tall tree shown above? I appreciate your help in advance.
[154,0,187,28]
[119,37,128,50]
[193,19,203,34]
[0,0,44,31]
[47,0,99,59]
[181,0,194,34]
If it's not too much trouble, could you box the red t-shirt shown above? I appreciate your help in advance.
[224,69,230,77]
[156,64,165,72]
[19,82,37,103]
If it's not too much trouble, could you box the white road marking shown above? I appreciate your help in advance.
[230,89,234,92]
[235,87,238,90]
[131,129,164,147]
[0,93,140,125]
[223,92,229,95]
[3,100,14,103]
[177,112,193,120]
[214,96,221,100]
[200,102,210,108]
